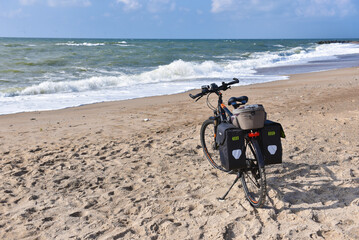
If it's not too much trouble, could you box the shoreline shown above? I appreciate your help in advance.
[1,67,359,239]
[2,38,359,116]
[0,62,358,117]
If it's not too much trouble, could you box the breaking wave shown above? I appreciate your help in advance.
[4,42,359,97]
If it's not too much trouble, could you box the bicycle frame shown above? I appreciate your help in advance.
[214,92,233,123]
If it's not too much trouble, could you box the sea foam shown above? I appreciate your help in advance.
[1,40,359,115]
[5,43,359,97]
[56,41,105,46]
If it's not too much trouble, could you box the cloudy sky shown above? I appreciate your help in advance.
[1,0,358,38]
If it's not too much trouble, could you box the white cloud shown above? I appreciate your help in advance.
[18,0,91,7]
[116,0,142,11]
[295,0,356,17]
[211,0,276,14]
[210,0,356,17]
[47,0,91,7]
[1,8,23,18]
[211,0,234,13]
[19,0,38,5]
[179,7,191,13]
[115,0,175,12]
[147,0,175,13]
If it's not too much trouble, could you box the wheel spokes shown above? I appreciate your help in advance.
[245,171,261,188]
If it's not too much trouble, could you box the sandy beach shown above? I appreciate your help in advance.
[1,67,359,239]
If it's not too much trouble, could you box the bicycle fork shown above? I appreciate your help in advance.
[218,171,242,201]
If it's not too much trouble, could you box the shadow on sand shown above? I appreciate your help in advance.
[265,161,359,212]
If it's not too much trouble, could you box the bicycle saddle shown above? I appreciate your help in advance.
[228,96,248,108]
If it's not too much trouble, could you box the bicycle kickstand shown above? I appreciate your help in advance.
[218,172,241,202]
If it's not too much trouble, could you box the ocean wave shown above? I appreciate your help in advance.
[115,44,133,47]
[0,69,24,73]
[4,42,359,97]
[15,59,69,67]
[3,43,24,47]
[55,41,131,47]
[55,41,134,47]
[56,41,105,46]
[15,61,36,66]
[115,41,135,47]
[0,79,13,83]
[243,43,359,69]
[6,77,119,96]
[5,60,224,96]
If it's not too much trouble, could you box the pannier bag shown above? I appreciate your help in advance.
[231,104,266,130]
[216,123,246,171]
[259,120,285,165]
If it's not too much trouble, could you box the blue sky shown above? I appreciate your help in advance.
[0,0,358,39]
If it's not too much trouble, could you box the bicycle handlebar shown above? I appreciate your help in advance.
[189,78,239,100]
[226,78,240,86]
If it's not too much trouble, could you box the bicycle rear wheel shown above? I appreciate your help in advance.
[241,138,266,207]
[200,119,228,172]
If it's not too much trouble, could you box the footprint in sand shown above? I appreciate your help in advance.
[69,211,82,217]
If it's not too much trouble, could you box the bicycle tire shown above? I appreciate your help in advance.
[200,119,229,172]
[241,138,267,207]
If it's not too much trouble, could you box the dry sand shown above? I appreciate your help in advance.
[1,67,359,239]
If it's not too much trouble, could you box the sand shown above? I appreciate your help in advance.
[0,67,359,239]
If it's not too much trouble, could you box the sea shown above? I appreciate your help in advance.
[1,38,359,115]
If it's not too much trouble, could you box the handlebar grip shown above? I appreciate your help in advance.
[228,78,239,85]
[189,93,202,99]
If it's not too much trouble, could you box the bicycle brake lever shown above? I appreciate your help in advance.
[195,95,203,102]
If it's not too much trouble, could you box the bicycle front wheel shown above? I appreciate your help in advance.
[200,119,227,171]
[241,138,267,207]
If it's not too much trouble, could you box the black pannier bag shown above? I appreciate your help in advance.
[216,123,246,171]
[259,120,285,165]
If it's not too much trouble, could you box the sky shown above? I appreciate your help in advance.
[0,0,358,39]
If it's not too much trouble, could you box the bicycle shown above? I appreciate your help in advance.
[189,78,267,207]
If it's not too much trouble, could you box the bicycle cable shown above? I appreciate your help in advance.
[206,93,216,111]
